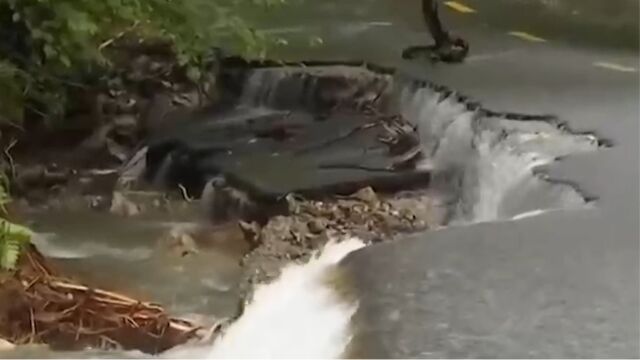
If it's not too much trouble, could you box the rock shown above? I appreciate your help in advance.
[79,124,114,152]
[172,91,199,108]
[0,338,15,351]
[112,114,138,137]
[156,224,198,257]
[116,147,148,190]
[15,164,46,188]
[110,191,141,217]
[201,177,262,224]
[238,185,436,291]
[88,195,107,209]
[105,138,130,163]
[238,220,261,247]
[140,92,175,134]
[261,216,295,242]
[15,165,69,191]
[307,217,327,234]
[128,55,152,82]
[285,194,302,214]
[350,186,379,205]
[171,233,199,257]
[157,223,250,257]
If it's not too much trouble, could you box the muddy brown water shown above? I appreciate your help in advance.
[18,205,244,320]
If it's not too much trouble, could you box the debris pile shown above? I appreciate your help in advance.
[239,187,429,293]
[0,245,200,354]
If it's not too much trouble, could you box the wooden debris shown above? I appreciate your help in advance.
[0,245,201,354]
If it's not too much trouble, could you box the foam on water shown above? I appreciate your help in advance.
[165,238,365,359]
[30,233,153,261]
[396,82,599,223]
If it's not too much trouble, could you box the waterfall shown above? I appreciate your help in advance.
[395,80,599,223]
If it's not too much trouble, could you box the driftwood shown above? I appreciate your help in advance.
[0,244,201,354]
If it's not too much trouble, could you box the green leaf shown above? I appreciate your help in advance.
[0,219,33,271]
[0,0,296,126]
[0,219,34,242]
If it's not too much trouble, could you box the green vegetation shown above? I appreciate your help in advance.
[0,0,292,271]
[0,0,288,127]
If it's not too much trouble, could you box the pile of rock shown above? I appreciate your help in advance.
[238,187,429,296]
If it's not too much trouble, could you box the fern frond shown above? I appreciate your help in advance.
[0,234,22,270]
[0,219,33,270]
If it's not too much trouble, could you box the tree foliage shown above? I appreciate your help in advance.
[0,1,291,268]
[0,0,287,126]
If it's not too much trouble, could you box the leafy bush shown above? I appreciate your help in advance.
[0,1,292,268]
[0,60,26,126]
[0,0,288,125]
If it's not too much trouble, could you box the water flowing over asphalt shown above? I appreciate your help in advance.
[166,62,603,358]
[238,65,600,225]
[205,238,364,359]
[4,0,636,358]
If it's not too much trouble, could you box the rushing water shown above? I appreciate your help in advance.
[395,81,599,223]
[4,0,635,358]
[238,65,600,225]
[165,238,365,359]
[3,66,602,360]
[154,64,600,358]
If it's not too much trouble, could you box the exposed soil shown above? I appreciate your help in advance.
[237,187,444,300]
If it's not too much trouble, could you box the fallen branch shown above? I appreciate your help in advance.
[0,245,202,354]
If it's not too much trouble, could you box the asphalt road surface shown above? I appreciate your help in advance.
[275,0,639,357]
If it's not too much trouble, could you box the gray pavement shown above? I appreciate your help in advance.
[297,0,640,357]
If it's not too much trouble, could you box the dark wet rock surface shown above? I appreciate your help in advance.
[143,65,428,203]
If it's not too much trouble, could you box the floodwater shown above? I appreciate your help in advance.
[3,0,638,358]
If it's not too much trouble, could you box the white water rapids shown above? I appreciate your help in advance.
[165,238,365,359]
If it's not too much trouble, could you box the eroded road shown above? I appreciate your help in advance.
[257,0,639,357]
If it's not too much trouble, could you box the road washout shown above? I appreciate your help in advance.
[139,60,604,357]
[1,59,605,357]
